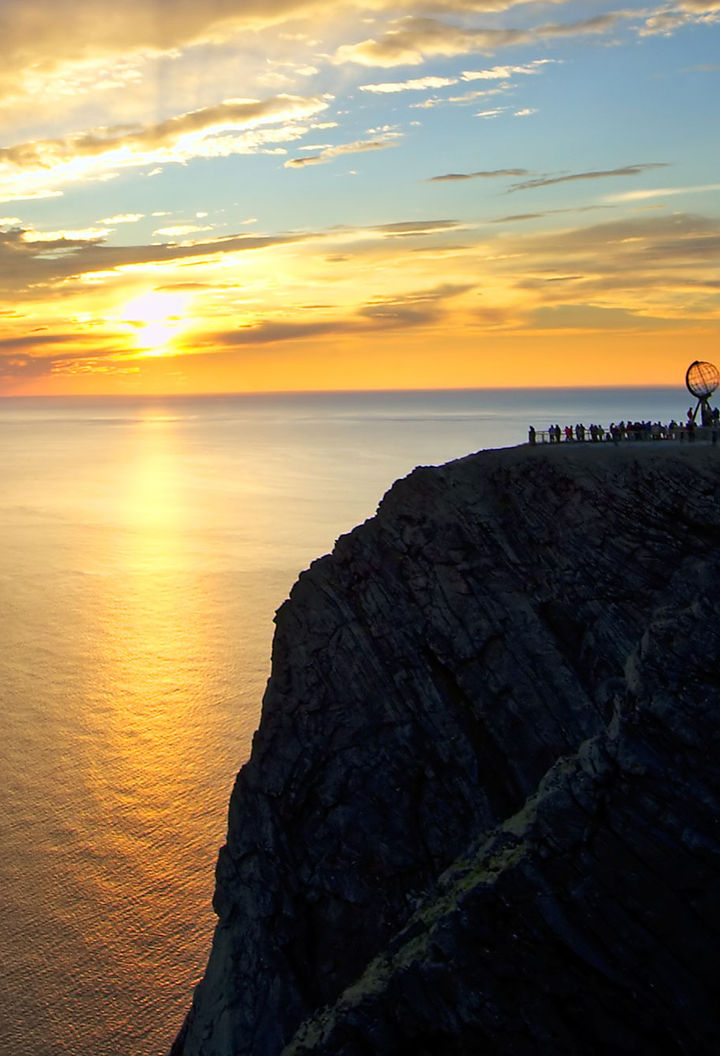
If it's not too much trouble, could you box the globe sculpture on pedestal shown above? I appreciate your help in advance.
[685,360,719,425]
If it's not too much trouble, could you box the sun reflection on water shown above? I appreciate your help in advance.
[67,413,242,1048]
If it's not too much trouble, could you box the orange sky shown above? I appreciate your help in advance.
[0,0,718,395]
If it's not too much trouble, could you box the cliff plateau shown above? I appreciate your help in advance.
[173,443,720,1055]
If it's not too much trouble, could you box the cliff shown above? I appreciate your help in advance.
[172,442,720,1055]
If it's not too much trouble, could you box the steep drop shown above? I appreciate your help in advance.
[173,443,720,1055]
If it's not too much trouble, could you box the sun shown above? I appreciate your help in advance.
[119,290,192,357]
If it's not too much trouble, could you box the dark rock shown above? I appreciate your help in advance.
[172,443,720,1055]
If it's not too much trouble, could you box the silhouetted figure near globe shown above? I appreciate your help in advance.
[686,360,719,426]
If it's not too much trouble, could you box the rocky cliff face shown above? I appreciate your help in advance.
[172,443,720,1056]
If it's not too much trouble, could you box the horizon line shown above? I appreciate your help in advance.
[0,383,686,401]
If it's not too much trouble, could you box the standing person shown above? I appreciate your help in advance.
[528,425,536,446]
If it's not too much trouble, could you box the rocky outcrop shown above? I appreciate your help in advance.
[172,443,720,1055]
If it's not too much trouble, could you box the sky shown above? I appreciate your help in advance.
[0,0,718,395]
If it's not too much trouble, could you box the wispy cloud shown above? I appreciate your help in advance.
[0,224,310,295]
[359,75,459,93]
[500,212,720,313]
[0,347,123,383]
[409,84,508,108]
[333,14,623,68]
[284,133,402,168]
[0,95,330,201]
[508,163,669,192]
[205,279,471,348]
[370,219,461,235]
[0,0,576,117]
[22,226,110,242]
[605,182,720,202]
[153,224,213,237]
[427,168,529,182]
[639,0,720,36]
[101,213,145,224]
[0,1,324,93]
[461,59,559,79]
[491,204,612,223]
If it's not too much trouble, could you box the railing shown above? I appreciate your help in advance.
[532,426,720,445]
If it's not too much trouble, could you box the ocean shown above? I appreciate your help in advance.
[0,387,688,1056]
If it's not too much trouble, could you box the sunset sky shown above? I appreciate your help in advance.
[0,0,718,395]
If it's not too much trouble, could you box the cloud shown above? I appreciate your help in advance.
[22,226,111,242]
[359,75,459,93]
[0,94,330,201]
[101,213,145,224]
[0,333,93,352]
[427,167,528,182]
[499,213,720,318]
[508,163,669,192]
[461,59,558,79]
[205,279,471,347]
[0,0,585,73]
[409,84,508,108]
[528,303,687,332]
[3,96,328,164]
[204,319,345,345]
[365,280,473,301]
[0,0,574,116]
[490,204,612,222]
[491,212,546,222]
[0,1,322,88]
[370,219,461,235]
[0,214,466,303]
[0,224,310,295]
[153,224,213,237]
[604,183,720,202]
[518,212,720,261]
[0,331,129,383]
[391,0,572,9]
[639,1,720,35]
[334,18,527,67]
[333,13,623,67]
[206,309,421,348]
[284,133,401,168]
[3,205,718,386]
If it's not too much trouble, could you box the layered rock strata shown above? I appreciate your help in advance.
[173,443,720,1055]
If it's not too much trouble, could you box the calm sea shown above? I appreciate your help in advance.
[0,387,687,1056]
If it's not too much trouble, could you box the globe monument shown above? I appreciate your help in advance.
[686,360,719,425]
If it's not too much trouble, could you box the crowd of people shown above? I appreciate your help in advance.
[528,415,720,446]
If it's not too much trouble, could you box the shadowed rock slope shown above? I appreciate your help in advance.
[173,443,720,1056]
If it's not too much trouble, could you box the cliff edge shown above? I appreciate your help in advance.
[172,443,720,1055]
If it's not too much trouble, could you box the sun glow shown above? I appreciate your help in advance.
[119,290,193,357]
